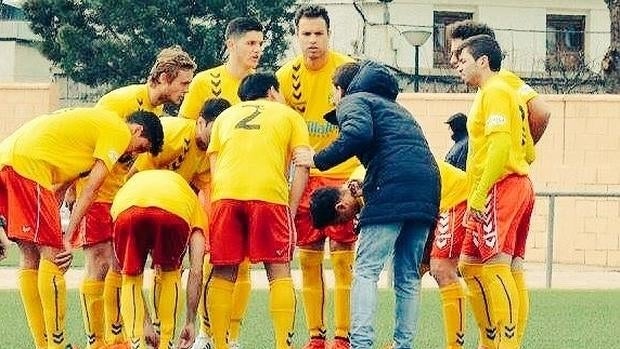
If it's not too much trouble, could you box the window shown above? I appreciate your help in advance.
[546,14,585,70]
[433,11,473,68]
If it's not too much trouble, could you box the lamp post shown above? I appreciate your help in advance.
[402,30,431,92]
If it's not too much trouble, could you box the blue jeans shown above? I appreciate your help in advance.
[350,221,430,349]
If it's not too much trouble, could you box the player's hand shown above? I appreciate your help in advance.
[0,226,10,262]
[54,249,73,273]
[176,322,196,349]
[293,147,316,168]
[144,321,160,348]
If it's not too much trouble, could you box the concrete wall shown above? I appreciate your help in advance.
[397,93,620,267]
[0,83,59,141]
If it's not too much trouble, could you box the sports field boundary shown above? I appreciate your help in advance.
[0,262,618,290]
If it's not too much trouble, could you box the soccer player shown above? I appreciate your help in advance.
[454,35,535,349]
[448,21,550,348]
[180,17,263,118]
[206,72,310,349]
[180,18,264,348]
[0,107,164,349]
[110,170,206,349]
[295,60,440,349]
[428,162,470,349]
[70,45,196,349]
[276,5,359,348]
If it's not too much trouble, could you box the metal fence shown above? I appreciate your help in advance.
[537,191,620,288]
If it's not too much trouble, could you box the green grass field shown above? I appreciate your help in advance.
[0,289,618,348]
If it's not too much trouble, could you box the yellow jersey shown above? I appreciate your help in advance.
[111,170,206,232]
[277,51,360,178]
[96,84,164,120]
[497,70,537,163]
[207,99,310,205]
[466,74,530,205]
[437,160,469,211]
[0,108,131,190]
[133,117,210,190]
[78,84,164,203]
[179,65,243,120]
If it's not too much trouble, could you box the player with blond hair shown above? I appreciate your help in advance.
[70,45,196,349]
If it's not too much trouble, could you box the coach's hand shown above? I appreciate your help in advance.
[177,322,196,349]
[54,249,73,273]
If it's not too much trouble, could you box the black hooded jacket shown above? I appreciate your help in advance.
[314,60,440,227]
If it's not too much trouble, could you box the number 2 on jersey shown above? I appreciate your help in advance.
[235,105,262,130]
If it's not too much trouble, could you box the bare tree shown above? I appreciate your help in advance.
[602,0,620,93]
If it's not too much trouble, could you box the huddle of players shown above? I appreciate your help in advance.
[0,3,550,349]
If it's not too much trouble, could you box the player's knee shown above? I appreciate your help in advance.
[431,259,458,286]
[17,241,40,269]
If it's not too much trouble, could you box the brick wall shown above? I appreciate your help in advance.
[398,93,620,267]
[0,83,59,141]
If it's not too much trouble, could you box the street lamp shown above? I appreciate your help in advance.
[402,30,431,92]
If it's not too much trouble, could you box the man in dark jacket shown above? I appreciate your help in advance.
[294,60,440,349]
[445,112,468,171]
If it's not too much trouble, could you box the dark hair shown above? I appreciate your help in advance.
[309,186,341,229]
[127,111,164,155]
[200,98,231,123]
[295,4,330,31]
[446,112,467,134]
[448,20,495,40]
[225,17,264,40]
[238,72,279,101]
[332,62,361,94]
[457,34,503,72]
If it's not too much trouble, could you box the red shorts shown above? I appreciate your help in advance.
[0,166,62,248]
[431,201,467,259]
[72,202,113,248]
[209,199,294,265]
[113,206,190,276]
[462,175,535,262]
[295,176,357,246]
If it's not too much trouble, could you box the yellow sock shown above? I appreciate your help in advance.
[80,279,106,348]
[458,262,496,349]
[151,269,162,336]
[18,269,47,349]
[197,258,214,337]
[157,270,181,349]
[121,274,146,349]
[269,278,296,349]
[485,264,519,349]
[207,277,235,349]
[330,250,353,340]
[229,258,252,342]
[439,282,466,349]
[299,249,326,339]
[104,270,126,344]
[512,270,529,348]
[38,259,68,349]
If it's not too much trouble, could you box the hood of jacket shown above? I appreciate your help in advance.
[346,60,399,101]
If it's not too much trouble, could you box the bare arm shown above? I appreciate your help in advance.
[62,159,110,250]
[177,229,205,349]
[527,96,551,144]
[289,147,310,218]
